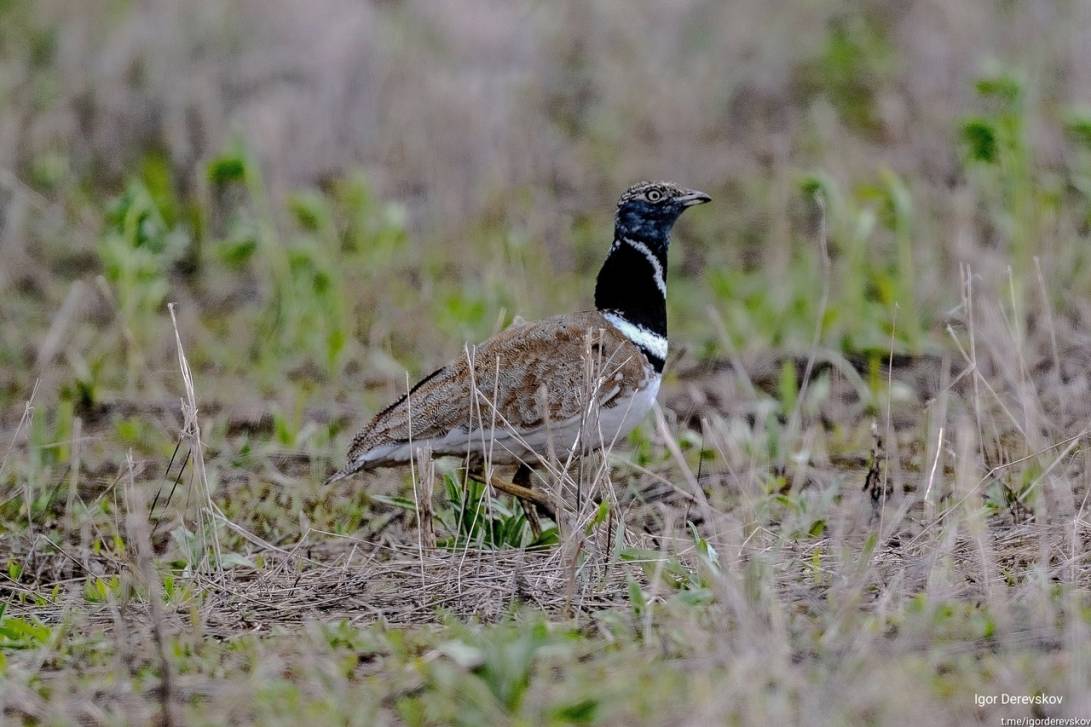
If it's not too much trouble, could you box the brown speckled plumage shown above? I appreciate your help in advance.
[331,310,652,479]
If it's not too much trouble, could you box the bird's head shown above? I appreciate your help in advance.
[614,180,710,244]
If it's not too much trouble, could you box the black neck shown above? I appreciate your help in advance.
[594,233,668,337]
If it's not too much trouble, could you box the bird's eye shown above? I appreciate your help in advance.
[646,189,663,202]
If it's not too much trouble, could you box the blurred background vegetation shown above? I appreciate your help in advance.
[3,0,1091,425]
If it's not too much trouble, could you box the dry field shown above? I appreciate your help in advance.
[2,1,1091,724]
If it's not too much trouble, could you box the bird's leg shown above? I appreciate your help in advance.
[467,463,555,522]
[512,463,542,538]
[487,470,554,514]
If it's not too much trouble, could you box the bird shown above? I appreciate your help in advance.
[328,181,710,516]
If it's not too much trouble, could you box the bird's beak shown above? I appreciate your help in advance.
[678,189,712,207]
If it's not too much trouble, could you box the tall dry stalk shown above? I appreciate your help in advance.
[167,303,222,577]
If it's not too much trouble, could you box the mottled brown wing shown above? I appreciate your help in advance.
[341,310,647,471]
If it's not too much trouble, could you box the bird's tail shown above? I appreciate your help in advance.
[325,452,379,485]
[324,463,358,486]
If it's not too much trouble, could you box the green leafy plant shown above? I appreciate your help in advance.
[959,68,1037,303]
[800,12,896,135]
[99,180,189,386]
[374,472,558,550]
[0,613,52,650]
[437,474,557,549]
[425,619,571,717]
